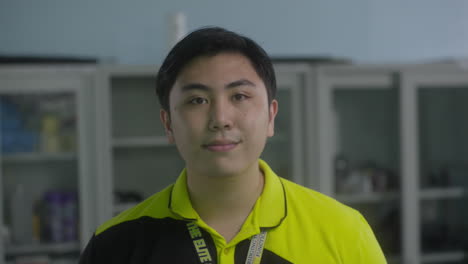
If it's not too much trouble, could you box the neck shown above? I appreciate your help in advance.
[187,163,264,242]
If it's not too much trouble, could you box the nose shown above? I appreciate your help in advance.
[208,99,233,131]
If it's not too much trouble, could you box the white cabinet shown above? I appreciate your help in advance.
[95,66,184,224]
[267,64,313,185]
[401,67,468,264]
[316,64,468,264]
[94,64,315,224]
[316,66,402,262]
[5,63,465,264]
[0,66,98,264]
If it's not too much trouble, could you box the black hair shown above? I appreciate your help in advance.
[155,26,276,112]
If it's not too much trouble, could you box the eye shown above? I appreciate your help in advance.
[233,93,248,101]
[189,97,208,105]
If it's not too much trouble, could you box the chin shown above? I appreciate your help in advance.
[197,157,250,178]
[207,158,258,177]
[207,163,243,177]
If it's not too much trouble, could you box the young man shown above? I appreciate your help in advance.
[79,27,386,263]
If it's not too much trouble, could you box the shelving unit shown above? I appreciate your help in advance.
[419,188,465,200]
[95,66,184,222]
[0,66,98,264]
[316,66,402,261]
[336,191,399,204]
[401,67,468,264]
[2,153,77,163]
[316,64,468,263]
[2,63,465,264]
[262,64,312,185]
[5,242,80,256]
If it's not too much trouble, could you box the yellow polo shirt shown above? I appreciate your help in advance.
[80,160,387,264]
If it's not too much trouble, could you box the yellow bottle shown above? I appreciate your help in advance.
[41,115,60,153]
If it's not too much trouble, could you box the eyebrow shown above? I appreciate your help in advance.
[226,79,256,89]
[180,79,256,92]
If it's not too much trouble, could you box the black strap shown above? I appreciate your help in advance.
[186,222,267,264]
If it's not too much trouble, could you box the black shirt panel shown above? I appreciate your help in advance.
[79,217,218,264]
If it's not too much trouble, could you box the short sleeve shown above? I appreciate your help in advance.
[355,213,387,263]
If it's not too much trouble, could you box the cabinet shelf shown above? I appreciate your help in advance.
[386,255,401,264]
[419,187,466,200]
[112,136,171,148]
[336,191,399,204]
[5,242,80,256]
[421,251,466,263]
[1,152,77,162]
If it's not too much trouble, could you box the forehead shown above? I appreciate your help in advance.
[174,52,261,85]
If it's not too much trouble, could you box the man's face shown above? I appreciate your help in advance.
[160,52,278,178]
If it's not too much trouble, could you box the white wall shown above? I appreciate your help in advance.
[0,0,467,64]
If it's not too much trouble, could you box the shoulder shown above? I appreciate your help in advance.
[279,178,386,262]
[95,184,177,236]
[280,178,365,232]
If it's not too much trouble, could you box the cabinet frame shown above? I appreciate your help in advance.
[316,65,398,196]
[0,65,98,261]
[95,66,160,225]
[401,65,468,264]
[316,63,468,264]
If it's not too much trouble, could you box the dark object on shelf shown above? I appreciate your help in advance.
[0,55,98,64]
[114,190,144,204]
[427,166,451,188]
[334,154,350,192]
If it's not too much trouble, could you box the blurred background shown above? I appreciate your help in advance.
[0,1,467,264]
[1,0,468,64]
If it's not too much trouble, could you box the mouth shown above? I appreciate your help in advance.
[202,140,240,152]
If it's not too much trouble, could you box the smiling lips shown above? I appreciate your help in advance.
[203,140,240,152]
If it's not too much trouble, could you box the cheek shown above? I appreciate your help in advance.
[241,106,270,133]
[172,111,205,138]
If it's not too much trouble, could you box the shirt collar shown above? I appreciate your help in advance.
[168,159,287,228]
[256,159,288,228]
[169,169,199,220]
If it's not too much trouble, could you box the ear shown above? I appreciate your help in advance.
[267,99,278,137]
[160,109,175,143]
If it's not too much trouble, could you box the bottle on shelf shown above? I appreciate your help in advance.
[40,115,60,154]
[10,184,33,244]
[62,192,78,242]
[334,154,350,193]
[38,94,77,154]
[42,190,79,243]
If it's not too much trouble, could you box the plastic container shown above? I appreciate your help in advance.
[43,191,63,243]
[62,192,78,242]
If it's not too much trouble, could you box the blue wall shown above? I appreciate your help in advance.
[1,0,467,64]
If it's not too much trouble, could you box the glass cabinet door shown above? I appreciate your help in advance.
[98,67,184,221]
[317,67,401,263]
[0,73,92,264]
[262,65,309,186]
[402,68,468,264]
